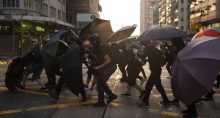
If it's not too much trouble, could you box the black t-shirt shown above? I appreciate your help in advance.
[144,46,163,70]
[94,44,116,66]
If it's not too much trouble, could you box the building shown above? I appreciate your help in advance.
[0,0,73,56]
[66,0,101,34]
[140,0,152,34]
[190,0,220,32]
[158,0,190,33]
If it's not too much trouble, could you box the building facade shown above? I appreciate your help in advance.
[190,0,220,32]
[0,0,73,56]
[140,0,152,34]
[66,0,101,34]
[158,0,190,34]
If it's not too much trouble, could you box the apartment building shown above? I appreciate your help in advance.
[190,0,220,31]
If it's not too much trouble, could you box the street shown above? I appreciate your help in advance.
[1,64,220,118]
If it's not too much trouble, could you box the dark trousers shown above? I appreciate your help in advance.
[143,68,169,103]
[126,61,142,86]
[118,63,127,79]
[97,65,117,103]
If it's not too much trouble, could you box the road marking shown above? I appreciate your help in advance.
[0,99,120,116]
[161,111,180,117]
[0,109,23,115]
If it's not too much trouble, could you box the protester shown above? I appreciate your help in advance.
[84,34,117,107]
[141,42,171,106]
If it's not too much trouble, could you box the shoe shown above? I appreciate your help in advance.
[139,91,145,100]
[107,94,117,103]
[93,102,106,107]
[182,112,198,118]
[139,101,149,107]
[48,87,59,100]
[202,97,214,101]
[81,94,87,102]
[39,87,48,92]
[170,99,179,104]
[160,100,171,106]
[120,79,127,82]
[121,92,131,96]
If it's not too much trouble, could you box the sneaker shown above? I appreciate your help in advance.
[107,94,117,103]
[139,91,145,100]
[160,100,172,106]
[48,87,59,100]
[170,99,179,104]
[81,94,87,102]
[182,112,198,118]
[139,101,149,107]
[121,92,131,96]
[202,96,214,101]
[93,102,106,107]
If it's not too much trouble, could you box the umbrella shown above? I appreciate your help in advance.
[63,42,84,96]
[171,37,220,105]
[107,24,137,42]
[137,25,187,42]
[79,18,112,40]
[115,36,137,45]
[92,21,113,43]
[42,29,75,71]
[192,27,220,41]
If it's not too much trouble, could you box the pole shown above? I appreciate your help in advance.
[12,20,15,56]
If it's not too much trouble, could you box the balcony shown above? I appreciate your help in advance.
[201,11,216,22]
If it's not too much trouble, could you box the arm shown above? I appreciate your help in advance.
[94,54,112,70]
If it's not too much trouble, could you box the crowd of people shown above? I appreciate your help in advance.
[12,30,220,118]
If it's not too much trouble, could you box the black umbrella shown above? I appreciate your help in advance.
[42,29,77,71]
[63,42,84,96]
[79,18,110,40]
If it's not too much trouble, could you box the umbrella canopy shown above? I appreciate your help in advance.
[192,27,220,41]
[107,24,137,42]
[63,42,84,96]
[171,37,220,105]
[137,25,187,42]
[43,29,71,57]
[92,21,113,43]
[79,18,113,41]
[42,29,75,71]
[115,36,137,45]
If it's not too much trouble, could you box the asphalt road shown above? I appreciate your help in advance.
[1,64,220,118]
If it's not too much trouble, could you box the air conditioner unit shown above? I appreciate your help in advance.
[77,13,99,22]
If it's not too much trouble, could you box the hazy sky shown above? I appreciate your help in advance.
[99,0,140,35]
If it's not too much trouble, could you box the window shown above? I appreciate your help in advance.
[58,10,61,20]
[3,0,19,7]
[50,6,56,18]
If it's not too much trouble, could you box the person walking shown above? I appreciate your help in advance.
[141,44,171,106]
[84,34,117,107]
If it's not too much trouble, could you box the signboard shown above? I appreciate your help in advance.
[77,13,99,22]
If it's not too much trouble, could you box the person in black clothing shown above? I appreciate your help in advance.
[85,34,117,107]
[141,44,170,106]
[120,46,145,96]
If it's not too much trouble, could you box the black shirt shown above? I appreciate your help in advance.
[144,46,163,70]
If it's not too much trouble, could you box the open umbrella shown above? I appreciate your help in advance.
[192,27,220,41]
[63,42,84,96]
[137,25,187,42]
[107,24,137,42]
[79,18,112,40]
[92,21,113,43]
[115,36,137,45]
[42,29,75,71]
[171,37,220,105]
